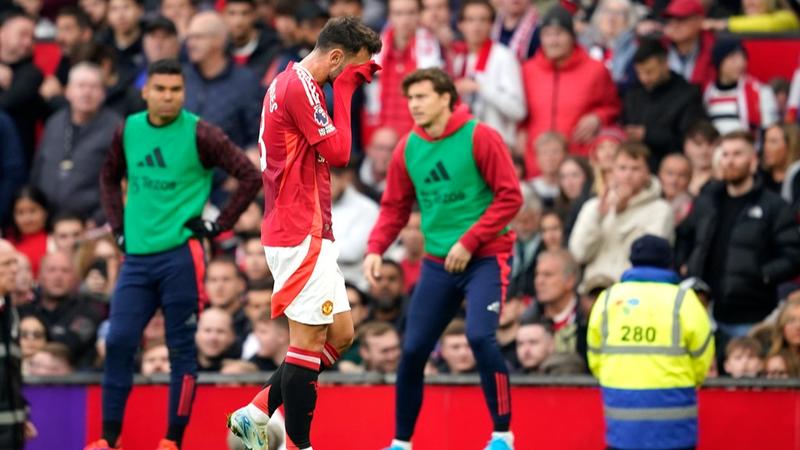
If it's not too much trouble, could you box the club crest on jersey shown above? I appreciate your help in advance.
[321,300,334,316]
[314,105,330,126]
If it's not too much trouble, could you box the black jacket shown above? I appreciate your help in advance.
[676,180,800,323]
[242,26,281,83]
[19,295,102,368]
[622,71,706,170]
[0,110,25,227]
[0,57,43,160]
[0,297,26,450]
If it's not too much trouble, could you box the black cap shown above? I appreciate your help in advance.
[712,36,746,70]
[629,234,673,269]
[144,15,177,36]
[541,5,575,37]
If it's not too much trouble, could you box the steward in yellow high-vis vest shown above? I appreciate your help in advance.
[587,235,714,450]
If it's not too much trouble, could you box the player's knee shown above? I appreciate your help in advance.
[466,330,494,351]
[289,324,328,351]
[104,330,139,353]
[401,342,431,364]
[165,330,196,352]
[167,345,197,367]
[330,328,355,352]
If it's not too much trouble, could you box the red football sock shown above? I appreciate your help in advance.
[321,342,340,369]
[250,386,270,415]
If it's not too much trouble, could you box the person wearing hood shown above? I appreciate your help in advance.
[569,142,674,285]
[521,5,620,178]
[587,234,714,450]
[622,37,706,172]
[364,68,522,450]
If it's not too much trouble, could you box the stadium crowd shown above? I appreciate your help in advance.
[2,0,800,383]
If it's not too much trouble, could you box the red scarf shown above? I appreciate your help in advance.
[451,39,493,78]
[743,76,762,131]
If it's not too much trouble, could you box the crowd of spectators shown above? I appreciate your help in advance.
[2,0,800,382]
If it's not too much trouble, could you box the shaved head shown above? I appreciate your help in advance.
[39,251,77,299]
[186,11,229,63]
[40,251,76,273]
[199,306,233,329]
[189,11,228,38]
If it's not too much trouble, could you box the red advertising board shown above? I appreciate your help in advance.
[81,384,800,450]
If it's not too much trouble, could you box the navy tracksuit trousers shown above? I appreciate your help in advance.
[102,241,204,437]
[395,256,512,440]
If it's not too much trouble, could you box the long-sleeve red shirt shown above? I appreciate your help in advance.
[367,106,522,258]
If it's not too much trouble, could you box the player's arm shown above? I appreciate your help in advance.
[285,80,349,167]
[289,62,380,167]
[364,137,415,285]
[195,120,261,231]
[366,136,415,255]
[99,124,126,232]
[458,123,523,253]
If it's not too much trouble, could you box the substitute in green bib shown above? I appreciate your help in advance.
[588,234,714,450]
[89,59,260,450]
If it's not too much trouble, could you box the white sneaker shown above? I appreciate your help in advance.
[227,404,269,450]
[484,432,514,450]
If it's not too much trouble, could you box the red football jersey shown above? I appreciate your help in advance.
[259,62,339,247]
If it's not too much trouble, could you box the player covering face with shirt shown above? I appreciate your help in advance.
[227,17,381,450]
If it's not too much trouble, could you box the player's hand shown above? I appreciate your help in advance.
[336,60,382,88]
[184,217,221,239]
[363,253,383,287]
[444,242,472,273]
[24,421,37,440]
[352,60,382,83]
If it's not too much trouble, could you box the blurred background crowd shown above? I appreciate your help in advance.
[1,0,800,382]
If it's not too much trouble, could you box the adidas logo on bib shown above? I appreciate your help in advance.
[137,147,167,168]
[424,161,451,183]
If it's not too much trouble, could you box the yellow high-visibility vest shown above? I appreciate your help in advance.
[588,281,714,390]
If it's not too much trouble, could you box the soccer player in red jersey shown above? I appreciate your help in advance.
[227,17,381,450]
